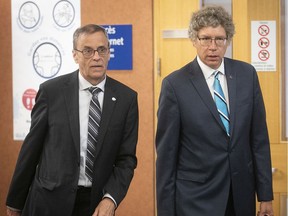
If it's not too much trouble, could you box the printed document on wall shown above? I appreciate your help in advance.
[11,0,81,140]
[251,21,276,72]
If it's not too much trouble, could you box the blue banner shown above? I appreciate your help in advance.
[102,25,133,70]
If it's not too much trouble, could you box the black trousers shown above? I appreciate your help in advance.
[225,186,236,216]
[72,187,92,216]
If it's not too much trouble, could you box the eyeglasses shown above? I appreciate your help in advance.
[197,37,227,47]
[74,46,109,58]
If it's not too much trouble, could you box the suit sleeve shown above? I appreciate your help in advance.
[156,78,180,216]
[6,85,48,210]
[103,92,139,205]
[250,68,273,201]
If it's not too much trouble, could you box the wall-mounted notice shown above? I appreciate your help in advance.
[12,0,80,140]
[251,21,276,72]
[102,25,133,70]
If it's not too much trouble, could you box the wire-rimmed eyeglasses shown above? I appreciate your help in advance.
[197,37,227,47]
[74,46,109,58]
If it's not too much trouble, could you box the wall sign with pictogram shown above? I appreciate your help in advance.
[251,21,276,72]
[12,0,81,140]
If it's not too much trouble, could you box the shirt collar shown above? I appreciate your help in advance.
[78,72,106,92]
[196,56,225,79]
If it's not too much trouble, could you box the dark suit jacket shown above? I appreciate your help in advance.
[156,58,273,216]
[6,71,139,216]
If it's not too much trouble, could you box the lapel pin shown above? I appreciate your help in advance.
[112,97,116,101]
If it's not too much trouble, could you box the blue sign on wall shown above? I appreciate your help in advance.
[102,25,133,70]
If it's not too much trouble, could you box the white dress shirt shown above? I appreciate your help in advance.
[77,73,117,206]
[78,73,105,187]
[196,56,230,111]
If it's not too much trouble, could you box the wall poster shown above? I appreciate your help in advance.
[251,21,276,72]
[12,0,81,140]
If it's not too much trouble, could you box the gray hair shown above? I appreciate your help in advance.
[73,24,110,49]
[188,6,235,41]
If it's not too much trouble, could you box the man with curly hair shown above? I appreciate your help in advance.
[156,6,274,216]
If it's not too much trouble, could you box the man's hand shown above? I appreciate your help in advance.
[92,198,116,216]
[257,201,274,216]
[6,208,21,216]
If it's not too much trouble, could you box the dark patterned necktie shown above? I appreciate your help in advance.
[213,71,230,136]
[86,87,102,181]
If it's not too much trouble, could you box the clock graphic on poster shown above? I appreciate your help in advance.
[32,42,62,79]
[53,0,75,28]
[18,1,41,29]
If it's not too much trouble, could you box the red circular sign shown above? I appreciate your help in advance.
[258,25,270,36]
[22,89,37,110]
[258,37,270,48]
[258,50,270,61]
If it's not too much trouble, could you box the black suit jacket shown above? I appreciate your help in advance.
[6,70,139,216]
[156,58,273,216]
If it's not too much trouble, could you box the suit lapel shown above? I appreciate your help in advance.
[62,71,80,158]
[224,58,236,138]
[94,77,117,159]
[188,59,225,131]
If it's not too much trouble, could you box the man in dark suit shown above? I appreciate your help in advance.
[156,6,274,216]
[6,24,138,216]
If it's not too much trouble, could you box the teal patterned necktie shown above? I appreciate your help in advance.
[213,71,230,136]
